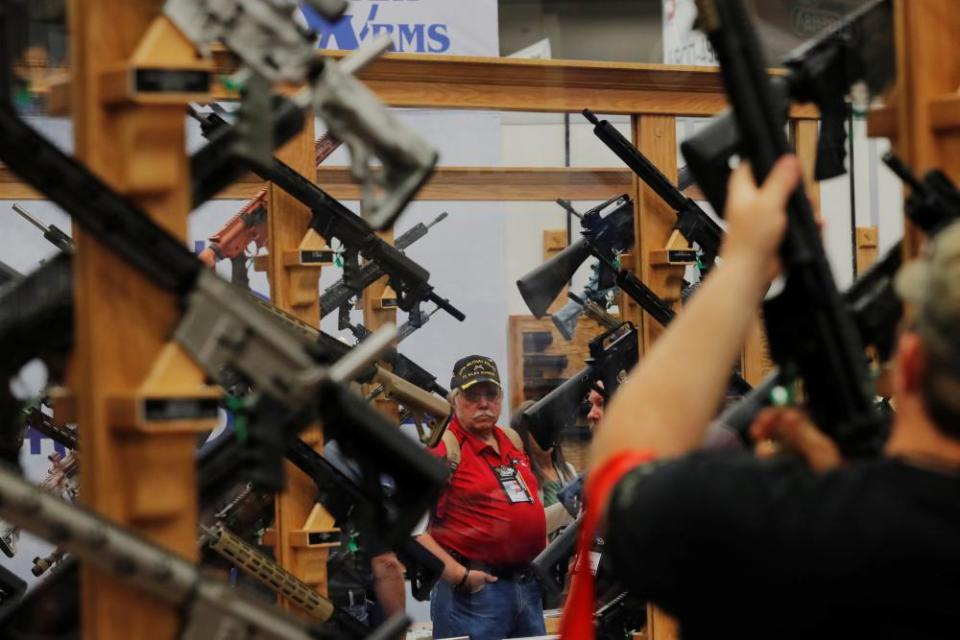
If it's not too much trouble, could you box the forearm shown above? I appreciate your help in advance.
[370,552,406,617]
[414,532,465,584]
[591,253,771,468]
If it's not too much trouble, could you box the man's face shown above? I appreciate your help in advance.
[587,389,605,431]
[455,382,502,433]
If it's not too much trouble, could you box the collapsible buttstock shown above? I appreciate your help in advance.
[680,110,739,216]
[517,240,592,318]
[521,368,595,450]
[551,299,584,341]
[530,516,582,599]
[375,366,449,418]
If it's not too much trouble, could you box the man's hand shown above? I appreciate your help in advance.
[749,407,843,472]
[462,569,497,594]
[720,156,801,279]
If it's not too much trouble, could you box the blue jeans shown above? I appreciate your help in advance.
[430,572,546,640]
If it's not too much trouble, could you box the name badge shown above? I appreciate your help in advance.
[589,551,602,576]
[492,465,534,504]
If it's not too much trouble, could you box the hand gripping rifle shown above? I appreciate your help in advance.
[690,0,886,457]
[0,3,447,542]
[582,109,724,275]
[714,154,960,448]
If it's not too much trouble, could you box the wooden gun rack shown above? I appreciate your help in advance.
[32,3,960,636]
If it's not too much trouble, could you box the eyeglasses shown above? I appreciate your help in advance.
[461,387,502,403]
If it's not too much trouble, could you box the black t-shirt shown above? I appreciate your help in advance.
[606,451,960,639]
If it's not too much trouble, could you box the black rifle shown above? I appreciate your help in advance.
[0,562,25,612]
[189,96,308,207]
[23,406,77,451]
[0,259,20,288]
[518,196,752,405]
[11,203,74,254]
[0,255,72,465]
[193,109,466,323]
[320,212,448,318]
[691,0,885,457]
[595,590,647,640]
[531,515,581,602]
[0,6,447,544]
[336,299,437,356]
[0,227,446,537]
[583,109,724,274]
[682,0,894,213]
[521,323,639,450]
[711,155,960,448]
[884,153,960,236]
[286,439,444,602]
[10,209,447,404]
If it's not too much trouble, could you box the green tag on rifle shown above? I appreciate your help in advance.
[770,385,792,408]
[225,395,249,443]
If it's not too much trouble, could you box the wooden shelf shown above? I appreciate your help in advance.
[867,104,898,139]
[0,164,707,203]
[929,93,960,131]
[44,49,819,119]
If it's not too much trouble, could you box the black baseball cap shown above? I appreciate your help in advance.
[451,355,501,391]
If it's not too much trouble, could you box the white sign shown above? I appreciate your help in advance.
[662,0,717,66]
[302,0,499,56]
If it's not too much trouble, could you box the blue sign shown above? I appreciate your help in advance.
[301,2,451,54]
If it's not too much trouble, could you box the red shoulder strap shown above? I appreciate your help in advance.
[560,451,654,640]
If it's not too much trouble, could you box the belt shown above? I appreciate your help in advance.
[447,549,532,581]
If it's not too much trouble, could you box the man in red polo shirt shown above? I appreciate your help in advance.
[417,355,547,640]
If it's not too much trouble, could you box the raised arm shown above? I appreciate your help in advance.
[590,157,800,470]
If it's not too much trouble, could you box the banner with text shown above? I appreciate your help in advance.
[302,0,499,57]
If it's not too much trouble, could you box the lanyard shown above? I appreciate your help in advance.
[483,451,534,504]
[560,451,654,640]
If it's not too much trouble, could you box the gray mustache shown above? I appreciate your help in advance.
[474,412,496,419]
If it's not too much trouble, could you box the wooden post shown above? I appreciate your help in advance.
[856,227,880,273]
[363,230,400,421]
[267,117,338,602]
[69,2,215,637]
[627,115,684,354]
[890,0,960,257]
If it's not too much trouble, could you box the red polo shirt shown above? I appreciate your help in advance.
[427,417,547,567]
